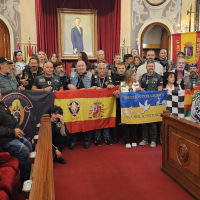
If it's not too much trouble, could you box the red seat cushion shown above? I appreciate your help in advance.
[0,167,16,196]
[0,156,19,174]
[0,190,9,200]
[0,153,10,162]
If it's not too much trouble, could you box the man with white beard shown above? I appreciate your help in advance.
[53,62,70,90]
[172,58,188,88]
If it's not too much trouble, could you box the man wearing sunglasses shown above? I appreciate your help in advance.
[32,61,63,91]
[183,63,200,90]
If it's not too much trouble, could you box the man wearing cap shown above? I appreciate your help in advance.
[32,61,63,91]
[0,57,25,93]
[183,63,200,90]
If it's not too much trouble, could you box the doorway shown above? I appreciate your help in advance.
[140,23,171,61]
[0,19,11,59]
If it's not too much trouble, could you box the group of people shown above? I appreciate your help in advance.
[0,47,199,189]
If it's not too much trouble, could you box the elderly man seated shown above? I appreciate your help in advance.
[68,60,97,150]
[0,88,32,188]
[94,63,114,146]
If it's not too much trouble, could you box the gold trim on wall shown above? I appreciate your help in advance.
[57,8,97,60]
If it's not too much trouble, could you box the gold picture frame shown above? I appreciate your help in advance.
[57,8,97,60]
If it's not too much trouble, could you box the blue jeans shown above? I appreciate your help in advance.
[70,131,92,144]
[1,137,32,182]
[94,128,110,140]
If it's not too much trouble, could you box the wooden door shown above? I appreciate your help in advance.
[161,28,170,58]
[0,20,10,59]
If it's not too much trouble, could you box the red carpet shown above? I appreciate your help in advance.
[53,140,193,200]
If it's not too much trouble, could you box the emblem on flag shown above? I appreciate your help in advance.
[184,41,194,59]
[67,100,80,117]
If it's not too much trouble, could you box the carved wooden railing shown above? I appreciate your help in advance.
[161,110,200,200]
[29,114,55,200]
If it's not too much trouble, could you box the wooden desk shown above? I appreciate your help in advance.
[161,110,200,200]
[29,114,55,200]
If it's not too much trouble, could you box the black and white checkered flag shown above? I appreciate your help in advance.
[166,90,185,118]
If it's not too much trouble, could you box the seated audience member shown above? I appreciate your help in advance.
[110,53,121,75]
[0,88,32,186]
[112,62,126,86]
[114,70,141,148]
[132,55,142,71]
[163,71,182,91]
[13,50,27,78]
[50,106,69,164]
[37,50,47,68]
[0,57,24,92]
[183,63,200,90]
[172,58,188,88]
[92,50,111,75]
[53,62,70,90]
[10,61,17,77]
[68,60,97,149]
[139,60,163,147]
[111,62,126,144]
[123,54,133,70]
[71,52,92,73]
[50,52,61,63]
[136,50,163,82]
[32,61,63,91]
[170,52,189,71]
[22,56,43,90]
[156,49,172,74]
[94,63,114,146]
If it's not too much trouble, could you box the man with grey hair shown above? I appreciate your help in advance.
[92,50,111,75]
[94,62,114,146]
[136,50,163,82]
[32,61,63,91]
[172,57,188,87]
[0,57,25,92]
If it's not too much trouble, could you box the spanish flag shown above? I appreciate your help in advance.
[120,91,168,124]
[54,88,117,133]
[173,31,200,74]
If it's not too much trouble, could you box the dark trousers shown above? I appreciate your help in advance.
[112,99,121,140]
[123,124,137,144]
[69,131,92,144]
[142,122,157,142]
[52,135,69,152]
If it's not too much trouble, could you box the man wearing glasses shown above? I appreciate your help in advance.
[31,61,63,91]
[183,63,200,90]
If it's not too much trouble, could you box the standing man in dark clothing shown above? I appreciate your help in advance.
[68,60,97,150]
[0,88,32,186]
[112,62,126,143]
[170,52,189,71]
[50,106,69,164]
[53,62,70,90]
[22,56,43,90]
[183,63,200,90]
[123,54,133,71]
[139,60,163,148]
[110,54,121,76]
[156,49,172,74]
[32,61,63,91]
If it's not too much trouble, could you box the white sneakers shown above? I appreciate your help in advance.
[125,143,137,148]
[139,140,148,146]
[125,143,131,148]
[150,141,156,148]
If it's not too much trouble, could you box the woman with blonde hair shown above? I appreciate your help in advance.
[132,55,142,71]
[114,70,142,148]
[37,50,47,68]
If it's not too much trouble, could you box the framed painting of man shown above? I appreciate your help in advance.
[57,8,97,60]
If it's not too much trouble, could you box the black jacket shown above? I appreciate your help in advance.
[0,101,19,145]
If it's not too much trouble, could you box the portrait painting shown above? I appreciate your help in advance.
[57,9,97,60]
